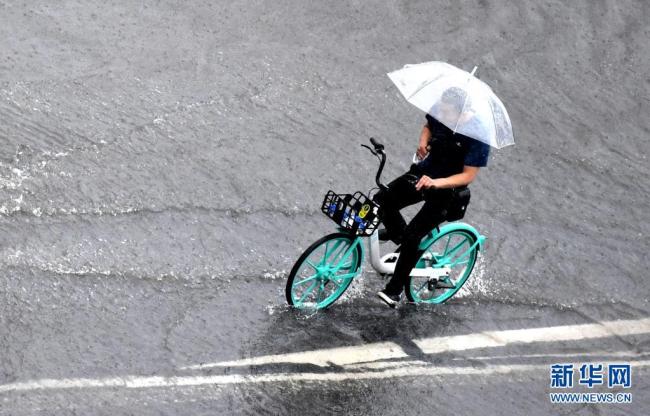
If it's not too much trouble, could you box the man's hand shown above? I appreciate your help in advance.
[415,166,481,191]
[415,175,445,191]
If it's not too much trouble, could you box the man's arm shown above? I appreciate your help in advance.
[417,123,432,159]
[415,165,479,191]
[416,136,489,191]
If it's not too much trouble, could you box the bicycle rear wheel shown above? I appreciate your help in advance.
[405,229,479,304]
[286,232,362,310]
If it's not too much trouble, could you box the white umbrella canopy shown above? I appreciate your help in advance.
[387,61,514,149]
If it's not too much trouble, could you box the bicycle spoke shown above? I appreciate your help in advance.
[326,240,345,263]
[294,273,320,286]
[339,261,353,269]
[414,280,428,295]
[443,235,452,256]
[447,244,472,266]
[441,276,456,289]
[321,241,331,265]
[427,251,443,263]
[316,281,326,304]
[331,272,357,281]
[333,244,357,270]
[451,239,469,256]
[297,280,319,303]
[305,260,318,271]
[449,257,469,267]
[327,278,341,289]
[442,239,469,262]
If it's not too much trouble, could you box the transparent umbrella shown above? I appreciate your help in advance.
[387,61,514,148]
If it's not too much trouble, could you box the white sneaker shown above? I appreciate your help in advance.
[377,290,400,308]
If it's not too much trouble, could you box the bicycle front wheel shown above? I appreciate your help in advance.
[405,229,479,304]
[286,232,362,310]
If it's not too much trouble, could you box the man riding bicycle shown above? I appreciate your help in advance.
[374,86,490,308]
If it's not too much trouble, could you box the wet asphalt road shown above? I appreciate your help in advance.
[1,0,649,414]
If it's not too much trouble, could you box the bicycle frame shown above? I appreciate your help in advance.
[327,138,487,280]
[329,221,486,279]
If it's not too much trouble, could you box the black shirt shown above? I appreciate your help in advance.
[416,114,490,179]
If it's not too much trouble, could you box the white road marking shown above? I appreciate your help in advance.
[2,317,649,394]
[414,317,650,354]
[451,351,647,361]
[182,317,650,370]
[343,360,430,370]
[2,360,649,393]
[183,341,409,370]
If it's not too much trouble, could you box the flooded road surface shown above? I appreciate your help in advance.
[1,0,649,414]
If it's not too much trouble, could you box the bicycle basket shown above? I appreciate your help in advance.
[321,190,381,236]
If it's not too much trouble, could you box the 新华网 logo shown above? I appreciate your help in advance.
[549,362,632,404]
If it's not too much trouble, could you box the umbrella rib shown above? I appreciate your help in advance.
[488,98,499,148]
[452,67,477,133]
[405,74,445,101]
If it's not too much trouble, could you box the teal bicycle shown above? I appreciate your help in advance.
[285,138,486,310]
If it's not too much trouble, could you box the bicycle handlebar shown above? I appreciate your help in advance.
[362,137,388,192]
[369,137,384,151]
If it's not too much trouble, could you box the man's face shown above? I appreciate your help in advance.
[437,102,461,126]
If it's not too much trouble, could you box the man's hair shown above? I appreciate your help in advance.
[441,87,469,113]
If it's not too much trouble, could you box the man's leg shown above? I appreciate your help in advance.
[372,172,423,243]
[382,189,452,297]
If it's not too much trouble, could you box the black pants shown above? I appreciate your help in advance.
[372,166,454,296]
